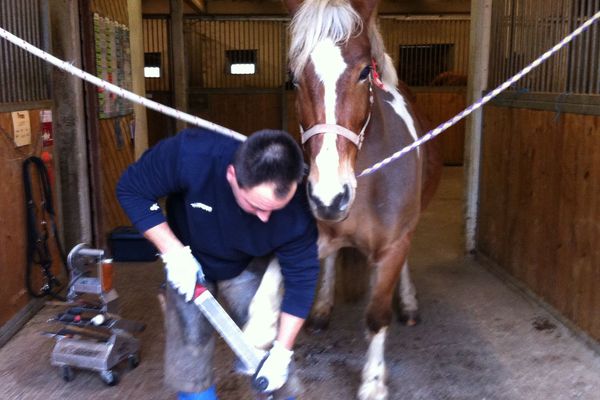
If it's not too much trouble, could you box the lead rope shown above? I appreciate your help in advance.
[358,10,600,177]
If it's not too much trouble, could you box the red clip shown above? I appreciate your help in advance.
[371,58,385,89]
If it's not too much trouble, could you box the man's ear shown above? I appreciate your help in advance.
[226,165,236,185]
[282,0,303,15]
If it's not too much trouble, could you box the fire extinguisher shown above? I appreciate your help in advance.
[40,110,55,188]
[40,151,54,189]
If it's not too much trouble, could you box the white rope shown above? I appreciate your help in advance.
[3,9,599,170]
[0,26,247,142]
[358,10,600,177]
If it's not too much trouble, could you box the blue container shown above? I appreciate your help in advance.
[109,226,158,262]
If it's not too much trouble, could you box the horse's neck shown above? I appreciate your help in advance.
[367,84,420,149]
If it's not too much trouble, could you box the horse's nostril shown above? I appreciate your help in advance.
[338,185,351,211]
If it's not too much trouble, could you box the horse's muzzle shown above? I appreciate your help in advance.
[307,182,352,222]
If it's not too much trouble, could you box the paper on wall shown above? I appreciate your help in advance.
[11,110,31,147]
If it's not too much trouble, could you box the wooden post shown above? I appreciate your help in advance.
[171,0,188,133]
[49,0,92,248]
[127,0,149,159]
[464,0,492,252]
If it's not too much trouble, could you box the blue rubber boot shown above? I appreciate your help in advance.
[178,385,218,400]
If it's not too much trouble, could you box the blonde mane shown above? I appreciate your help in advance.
[288,0,362,77]
[288,0,397,88]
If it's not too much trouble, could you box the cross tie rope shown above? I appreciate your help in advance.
[1,9,599,176]
[358,9,600,177]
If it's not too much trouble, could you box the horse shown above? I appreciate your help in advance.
[240,0,441,398]
[282,0,442,398]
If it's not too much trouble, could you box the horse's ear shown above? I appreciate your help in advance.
[352,0,379,21]
[282,0,303,15]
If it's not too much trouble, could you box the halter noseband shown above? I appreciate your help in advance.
[300,62,381,150]
[300,113,371,149]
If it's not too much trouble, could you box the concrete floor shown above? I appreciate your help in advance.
[1,167,599,399]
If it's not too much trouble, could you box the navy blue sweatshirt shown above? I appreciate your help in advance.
[116,128,320,318]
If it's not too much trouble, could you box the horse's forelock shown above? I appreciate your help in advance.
[289,0,363,78]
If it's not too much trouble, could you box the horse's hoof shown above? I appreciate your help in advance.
[305,315,330,332]
[398,310,420,326]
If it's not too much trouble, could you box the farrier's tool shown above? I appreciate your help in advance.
[66,243,119,313]
[46,244,143,386]
[190,280,271,392]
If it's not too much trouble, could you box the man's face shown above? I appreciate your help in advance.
[226,165,297,223]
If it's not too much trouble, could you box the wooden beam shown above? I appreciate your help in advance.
[184,0,204,13]
[171,0,189,132]
[127,0,149,159]
[464,0,492,252]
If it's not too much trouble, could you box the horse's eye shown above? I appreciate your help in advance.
[358,65,371,81]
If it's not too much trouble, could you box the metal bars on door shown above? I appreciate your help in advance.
[489,0,600,95]
[0,0,50,104]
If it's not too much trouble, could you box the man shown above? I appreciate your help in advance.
[116,128,319,400]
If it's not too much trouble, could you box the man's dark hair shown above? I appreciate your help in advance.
[233,129,304,198]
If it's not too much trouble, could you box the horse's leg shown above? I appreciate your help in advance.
[359,327,389,400]
[307,251,337,330]
[242,257,283,350]
[359,235,412,400]
[398,261,419,326]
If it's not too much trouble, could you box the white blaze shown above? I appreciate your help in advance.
[310,39,347,205]
[384,84,421,157]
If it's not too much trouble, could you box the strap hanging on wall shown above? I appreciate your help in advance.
[22,156,69,300]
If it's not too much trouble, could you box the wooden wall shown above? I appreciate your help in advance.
[415,89,466,165]
[90,0,136,238]
[0,109,60,327]
[190,92,284,136]
[98,117,136,232]
[477,106,600,341]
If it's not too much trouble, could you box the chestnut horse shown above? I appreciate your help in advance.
[284,0,441,399]
[242,1,441,398]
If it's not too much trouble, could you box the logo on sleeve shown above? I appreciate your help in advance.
[190,202,213,213]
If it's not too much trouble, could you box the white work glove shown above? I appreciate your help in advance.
[160,246,205,302]
[253,340,293,392]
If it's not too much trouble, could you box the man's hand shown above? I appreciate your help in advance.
[254,340,293,392]
[160,246,205,301]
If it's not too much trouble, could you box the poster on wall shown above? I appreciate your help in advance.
[11,111,31,147]
[94,13,133,119]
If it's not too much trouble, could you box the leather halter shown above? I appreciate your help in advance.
[300,65,379,150]
[300,112,371,149]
